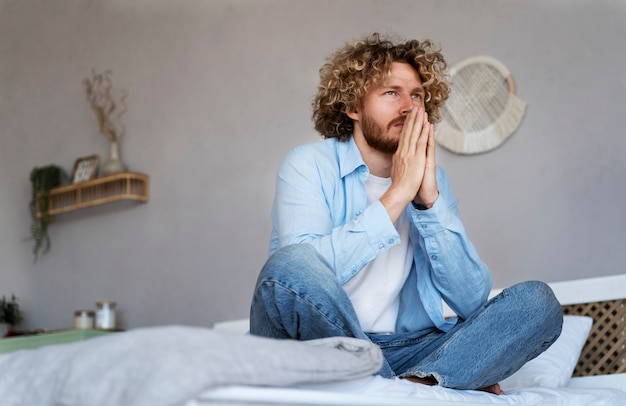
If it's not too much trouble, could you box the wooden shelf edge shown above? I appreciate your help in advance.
[36,172,149,218]
[51,172,148,193]
[47,195,148,216]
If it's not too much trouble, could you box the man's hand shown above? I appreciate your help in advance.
[380,107,438,222]
[413,111,439,209]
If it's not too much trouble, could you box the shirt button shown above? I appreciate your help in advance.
[379,243,385,249]
[356,211,362,216]
[431,255,438,260]
[388,239,394,244]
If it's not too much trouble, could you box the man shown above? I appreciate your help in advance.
[250,33,562,394]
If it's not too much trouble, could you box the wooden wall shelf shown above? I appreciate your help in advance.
[37,172,149,218]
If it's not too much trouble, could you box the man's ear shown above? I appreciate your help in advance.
[346,106,360,121]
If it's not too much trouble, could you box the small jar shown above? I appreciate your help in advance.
[95,301,117,330]
[74,310,95,329]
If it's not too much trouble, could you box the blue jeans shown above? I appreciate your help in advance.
[250,244,563,390]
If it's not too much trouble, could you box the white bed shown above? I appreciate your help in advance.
[0,275,623,406]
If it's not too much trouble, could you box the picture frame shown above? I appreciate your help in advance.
[71,155,100,183]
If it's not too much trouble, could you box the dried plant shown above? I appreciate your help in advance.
[83,69,128,143]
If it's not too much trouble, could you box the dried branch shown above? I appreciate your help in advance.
[83,69,128,143]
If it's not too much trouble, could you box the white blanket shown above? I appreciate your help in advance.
[0,326,382,406]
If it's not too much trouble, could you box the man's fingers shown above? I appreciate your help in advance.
[400,108,428,155]
[426,122,435,163]
[398,107,419,153]
[414,110,429,155]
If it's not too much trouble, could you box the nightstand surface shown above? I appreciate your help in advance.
[0,329,115,354]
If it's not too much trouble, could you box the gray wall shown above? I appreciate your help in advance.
[1,0,625,331]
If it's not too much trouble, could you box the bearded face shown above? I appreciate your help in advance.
[361,111,405,155]
[348,62,426,156]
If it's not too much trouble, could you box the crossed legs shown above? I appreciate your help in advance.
[250,244,563,391]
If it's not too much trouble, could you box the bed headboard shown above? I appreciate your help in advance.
[562,298,625,377]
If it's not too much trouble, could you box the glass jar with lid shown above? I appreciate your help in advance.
[74,310,95,329]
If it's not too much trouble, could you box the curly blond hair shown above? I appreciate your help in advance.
[312,33,450,141]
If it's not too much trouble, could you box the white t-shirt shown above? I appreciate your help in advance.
[341,174,413,333]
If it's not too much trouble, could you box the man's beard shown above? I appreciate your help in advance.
[361,113,405,155]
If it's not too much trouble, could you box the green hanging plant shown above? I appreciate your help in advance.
[28,165,66,261]
[0,294,24,327]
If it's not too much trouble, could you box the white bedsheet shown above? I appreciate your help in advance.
[568,373,626,390]
[195,375,626,406]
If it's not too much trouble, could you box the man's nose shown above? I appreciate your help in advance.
[400,95,415,115]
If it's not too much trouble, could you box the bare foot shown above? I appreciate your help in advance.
[402,376,504,396]
[478,383,503,395]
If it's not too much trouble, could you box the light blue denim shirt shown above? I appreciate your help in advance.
[269,137,492,333]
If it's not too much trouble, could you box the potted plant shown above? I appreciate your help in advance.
[0,294,24,337]
[28,165,66,261]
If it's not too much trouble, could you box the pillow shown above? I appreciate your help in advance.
[500,315,593,390]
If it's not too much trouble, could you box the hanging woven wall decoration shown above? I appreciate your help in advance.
[435,56,527,155]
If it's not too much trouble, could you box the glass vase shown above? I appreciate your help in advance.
[101,140,128,176]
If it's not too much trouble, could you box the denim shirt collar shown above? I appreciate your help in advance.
[337,136,367,179]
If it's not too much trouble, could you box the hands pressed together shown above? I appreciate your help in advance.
[380,107,439,222]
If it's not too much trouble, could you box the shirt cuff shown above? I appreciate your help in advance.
[362,200,401,253]
[408,195,450,237]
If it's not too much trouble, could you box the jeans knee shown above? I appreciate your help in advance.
[259,244,315,279]
[257,244,336,291]
[524,280,559,307]
[509,280,563,329]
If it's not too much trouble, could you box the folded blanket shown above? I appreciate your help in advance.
[0,326,382,406]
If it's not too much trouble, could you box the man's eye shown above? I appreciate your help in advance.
[412,94,422,99]
[385,91,396,96]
